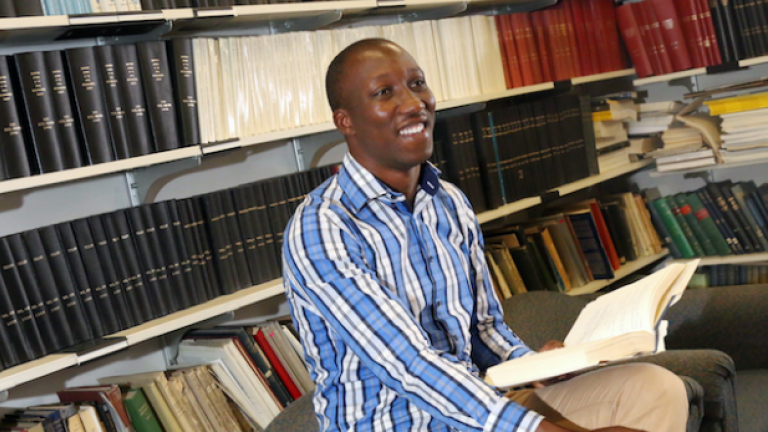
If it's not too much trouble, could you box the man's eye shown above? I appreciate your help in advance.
[412,79,426,88]
[375,88,391,96]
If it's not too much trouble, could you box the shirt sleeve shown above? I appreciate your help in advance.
[460,195,536,368]
[283,205,543,432]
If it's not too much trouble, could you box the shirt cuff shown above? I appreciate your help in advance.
[483,398,544,432]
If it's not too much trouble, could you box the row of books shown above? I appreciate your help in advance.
[617,0,721,78]
[0,321,311,431]
[485,194,663,297]
[430,94,596,213]
[704,88,768,165]
[494,0,625,88]
[690,264,768,287]
[0,39,197,181]
[0,0,298,16]
[0,164,334,373]
[647,181,768,259]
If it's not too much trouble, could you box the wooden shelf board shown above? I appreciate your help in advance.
[237,123,338,150]
[436,82,555,110]
[739,55,768,68]
[75,341,130,364]
[556,160,654,196]
[0,146,201,195]
[0,354,78,393]
[162,8,195,19]
[671,252,768,266]
[571,68,636,85]
[0,15,69,30]
[566,249,670,296]
[233,1,374,20]
[477,196,541,224]
[633,68,708,86]
[649,159,768,177]
[68,15,120,25]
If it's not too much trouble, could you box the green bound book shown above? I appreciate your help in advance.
[674,194,717,256]
[123,388,163,432]
[651,198,695,259]
[684,193,732,256]
[665,196,706,257]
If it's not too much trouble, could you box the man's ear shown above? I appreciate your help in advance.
[333,109,354,136]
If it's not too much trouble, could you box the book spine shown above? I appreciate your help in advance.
[0,270,24,367]
[0,237,44,360]
[651,0,694,71]
[166,201,203,306]
[679,0,709,66]
[0,55,31,179]
[722,185,764,251]
[94,45,132,160]
[731,184,768,250]
[531,101,559,190]
[567,212,614,279]
[249,183,282,282]
[744,0,767,55]
[590,202,621,270]
[14,51,66,174]
[666,196,707,256]
[43,50,84,170]
[167,39,200,147]
[652,198,696,258]
[700,0,724,62]
[646,202,683,259]
[471,112,504,209]
[66,47,116,165]
[530,12,554,82]
[87,216,133,330]
[617,4,655,78]
[674,194,718,256]
[140,205,181,312]
[733,0,756,58]
[176,199,215,302]
[707,184,753,253]
[698,189,743,254]
[685,193,733,256]
[113,43,155,157]
[189,198,223,298]
[511,14,536,86]
[150,202,195,308]
[0,3,17,16]
[126,207,170,318]
[499,15,524,88]
[643,1,675,74]
[710,0,734,62]
[231,187,264,285]
[494,16,513,88]
[201,193,238,295]
[13,1,44,15]
[137,41,182,152]
[110,210,157,321]
[720,0,745,59]
[219,190,255,290]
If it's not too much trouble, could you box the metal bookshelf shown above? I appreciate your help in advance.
[566,249,671,296]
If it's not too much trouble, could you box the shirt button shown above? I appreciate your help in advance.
[436,300,442,306]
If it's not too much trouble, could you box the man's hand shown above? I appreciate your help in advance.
[539,340,565,352]
[535,420,646,432]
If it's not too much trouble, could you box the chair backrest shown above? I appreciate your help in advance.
[501,291,591,350]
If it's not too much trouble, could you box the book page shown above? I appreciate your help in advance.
[564,264,684,346]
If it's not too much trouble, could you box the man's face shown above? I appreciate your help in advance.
[334,44,437,173]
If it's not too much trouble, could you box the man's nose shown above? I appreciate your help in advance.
[398,89,426,114]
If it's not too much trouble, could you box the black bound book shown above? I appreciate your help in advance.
[251,181,281,281]
[14,51,66,174]
[44,50,84,171]
[6,234,66,353]
[720,0,745,60]
[69,220,121,335]
[101,213,152,326]
[0,3,16,17]
[94,45,131,161]
[137,41,181,152]
[140,204,182,312]
[517,103,544,195]
[733,0,756,58]
[0,55,30,179]
[167,38,200,147]
[140,0,157,9]
[88,216,133,330]
[531,100,558,191]
[65,47,116,165]
[55,223,106,339]
[167,200,204,305]
[558,96,590,183]
[113,44,155,157]
[263,178,292,259]
[187,199,221,299]
[175,199,213,303]
[12,1,42,15]
[25,229,90,346]
[0,270,23,368]
[201,193,238,295]
[219,190,253,290]
[470,111,504,209]
[707,184,753,253]
[126,207,169,318]
[721,183,763,252]
[150,202,195,309]
[232,186,264,284]
[0,237,42,361]
[499,106,529,201]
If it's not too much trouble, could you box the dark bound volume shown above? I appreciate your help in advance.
[14,51,66,173]
[113,44,154,157]
[201,193,238,295]
[187,199,221,299]
[65,47,116,165]
[0,3,16,17]
[94,45,131,160]
[106,211,156,322]
[263,178,292,261]
[25,229,90,345]
[232,186,264,284]
[55,223,106,339]
[44,50,84,170]
[472,112,505,209]
[126,207,169,318]
[517,103,544,195]
[150,202,195,309]
[140,205,181,312]
[101,213,151,326]
[6,234,65,353]
[251,182,281,281]
[176,199,214,302]
[88,216,133,330]
[0,56,30,179]
[578,95,599,177]
[136,41,181,152]
[531,101,559,191]
[12,1,43,15]
[167,38,200,146]
[499,106,529,201]
[70,220,121,335]
[0,237,42,360]
[220,190,253,290]
[0,271,24,367]
[558,96,590,183]
[167,200,205,305]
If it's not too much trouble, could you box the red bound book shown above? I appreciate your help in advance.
[544,9,567,81]
[589,202,622,271]
[531,11,555,82]
[589,0,613,72]
[494,15,513,88]
[691,0,713,64]
[561,2,583,77]
[634,2,664,75]
[649,0,693,71]
[253,327,304,399]
[697,0,722,64]
[580,0,602,74]
[600,0,625,71]
[521,13,545,84]
[616,4,655,77]
[501,15,524,88]
[511,13,536,86]
[675,0,705,66]
[642,0,675,73]
[568,0,595,76]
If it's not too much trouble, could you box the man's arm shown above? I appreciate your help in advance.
[284,205,543,432]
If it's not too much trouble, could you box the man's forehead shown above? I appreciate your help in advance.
[344,46,420,77]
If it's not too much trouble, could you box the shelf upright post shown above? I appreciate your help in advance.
[292,138,305,172]
[0,390,7,403]
[161,311,236,367]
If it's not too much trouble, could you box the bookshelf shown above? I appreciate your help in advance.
[566,249,671,296]
[670,252,768,266]
[648,159,768,178]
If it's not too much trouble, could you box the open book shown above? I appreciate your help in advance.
[485,259,700,389]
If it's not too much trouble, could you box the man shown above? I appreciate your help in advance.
[282,38,688,432]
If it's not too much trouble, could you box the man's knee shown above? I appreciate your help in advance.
[614,363,689,411]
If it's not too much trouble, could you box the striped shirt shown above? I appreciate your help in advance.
[283,154,544,432]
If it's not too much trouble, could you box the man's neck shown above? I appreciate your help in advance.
[351,154,422,205]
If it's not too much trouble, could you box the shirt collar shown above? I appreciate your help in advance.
[338,153,442,213]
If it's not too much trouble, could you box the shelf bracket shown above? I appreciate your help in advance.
[400,2,467,23]
[162,311,236,367]
[125,156,202,206]
[270,10,343,34]
[0,390,8,403]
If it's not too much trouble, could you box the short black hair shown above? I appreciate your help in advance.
[325,38,399,112]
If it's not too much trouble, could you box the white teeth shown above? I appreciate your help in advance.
[399,123,425,136]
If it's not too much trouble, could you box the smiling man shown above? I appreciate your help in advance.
[282,39,687,432]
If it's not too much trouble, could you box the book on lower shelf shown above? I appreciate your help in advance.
[484,259,699,389]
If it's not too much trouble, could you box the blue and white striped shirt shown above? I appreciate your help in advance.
[283,154,544,432]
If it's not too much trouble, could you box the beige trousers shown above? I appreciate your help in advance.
[509,363,689,432]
